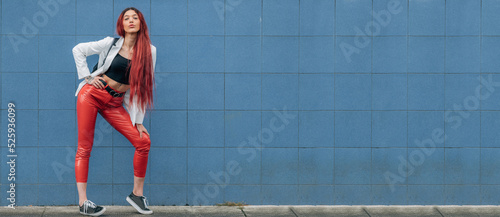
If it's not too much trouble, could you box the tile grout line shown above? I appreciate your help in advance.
[185,0,189,205]
[297,0,300,205]
[333,0,336,205]
[0,0,2,196]
[332,0,337,205]
[479,0,482,205]
[260,0,263,205]
[38,24,40,206]
[223,0,226,204]
[443,0,447,205]
[405,0,409,205]
[370,0,374,205]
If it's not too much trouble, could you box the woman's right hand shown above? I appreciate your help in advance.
[86,76,106,89]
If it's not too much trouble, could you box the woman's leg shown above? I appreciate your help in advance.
[75,85,101,206]
[133,176,145,196]
[99,104,151,196]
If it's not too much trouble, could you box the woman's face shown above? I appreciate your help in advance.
[123,10,140,34]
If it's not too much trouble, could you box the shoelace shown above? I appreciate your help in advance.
[86,200,97,209]
[82,200,97,213]
[142,196,149,209]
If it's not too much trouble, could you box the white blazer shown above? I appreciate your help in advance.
[72,36,157,126]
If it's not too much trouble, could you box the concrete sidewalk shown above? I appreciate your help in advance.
[1,205,500,216]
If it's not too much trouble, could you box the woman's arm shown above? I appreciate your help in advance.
[72,36,114,80]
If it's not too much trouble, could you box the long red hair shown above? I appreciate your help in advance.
[116,7,155,114]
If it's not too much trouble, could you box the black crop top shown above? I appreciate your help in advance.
[104,53,131,84]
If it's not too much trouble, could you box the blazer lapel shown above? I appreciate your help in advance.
[100,37,124,72]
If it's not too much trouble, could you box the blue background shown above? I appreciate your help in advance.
[1,0,500,206]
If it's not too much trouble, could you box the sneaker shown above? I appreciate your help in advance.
[126,192,153,214]
[79,200,106,216]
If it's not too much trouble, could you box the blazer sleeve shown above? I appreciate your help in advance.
[72,36,113,80]
[123,45,157,126]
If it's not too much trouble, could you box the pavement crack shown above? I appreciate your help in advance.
[240,208,248,217]
[41,206,47,217]
[434,206,445,217]
[362,207,372,217]
[289,206,299,217]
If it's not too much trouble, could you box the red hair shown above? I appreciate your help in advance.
[116,7,155,114]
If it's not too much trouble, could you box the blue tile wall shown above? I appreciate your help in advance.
[334,185,371,205]
[150,184,187,206]
[408,74,445,110]
[335,36,372,73]
[445,37,480,73]
[409,0,445,36]
[187,0,224,36]
[299,37,334,73]
[482,0,500,35]
[481,185,500,205]
[1,110,38,148]
[225,37,261,72]
[371,185,407,205]
[298,111,334,147]
[151,111,187,147]
[334,74,371,110]
[372,36,406,73]
[261,185,298,205]
[481,37,500,72]
[225,0,261,36]
[446,0,480,36]
[408,37,445,73]
[262,0,299,36]
[187,36,224,72]
[225,148,261,184]
[298,148,334,184]
[3,0,500,206]
[225,74,261,109]
[335,0,372,36]
[408,185,445,205]
[262,36,299,73]
[151,37,187,72]
[224,185,261,205]
[335,148,371,185]
[76,0,114,35]
[151,0,187,36]
[445,185,481,205]
[373,0,407,36]
[335,111,371,147]
[299,0,334,36]
[225,111,261,148]
[298,185,334,205]
[262,148,298,185]
[149,147,187,184]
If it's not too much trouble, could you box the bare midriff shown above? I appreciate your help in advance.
[97,48,132,93]
[98,74,130,93]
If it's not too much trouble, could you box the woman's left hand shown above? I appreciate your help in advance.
[136,124,150,138]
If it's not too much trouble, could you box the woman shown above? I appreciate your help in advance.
[72,7,156,216]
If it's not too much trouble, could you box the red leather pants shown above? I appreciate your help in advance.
[75,83,151,183]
